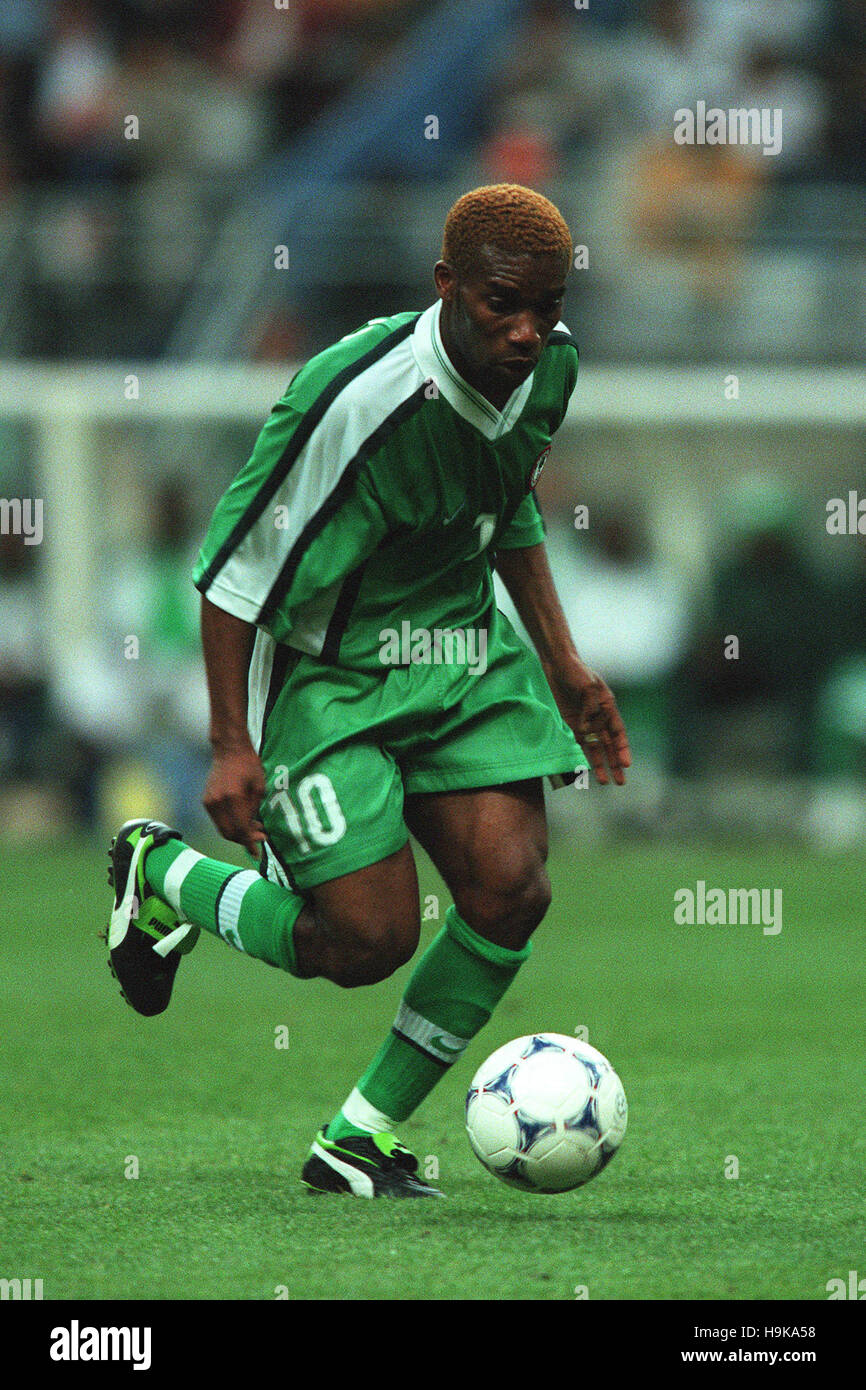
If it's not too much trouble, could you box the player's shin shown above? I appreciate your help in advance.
[144,838,307,974]
[327,905,531,1140]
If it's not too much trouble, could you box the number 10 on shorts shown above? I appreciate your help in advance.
[268,775,347,853]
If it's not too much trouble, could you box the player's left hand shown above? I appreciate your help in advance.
[545,657,631,786]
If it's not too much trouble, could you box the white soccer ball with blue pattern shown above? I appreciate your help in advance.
[465,1033,627,1192]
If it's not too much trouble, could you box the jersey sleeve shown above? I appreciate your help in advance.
[551,334,579,430]
[495,490,547,550]
[193,394,391,646]
[562,339,579,420]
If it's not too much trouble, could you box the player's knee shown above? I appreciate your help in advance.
[329,918,419,988]
[457,858,551,948]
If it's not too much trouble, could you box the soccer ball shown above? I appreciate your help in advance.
[465,1033,627,1193]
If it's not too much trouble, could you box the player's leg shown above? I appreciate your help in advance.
[291,842,421,985]
[325,779,549,1144]
[404,778,551,951]
[105,816,308,1015]
[106,814,442,1195]
[297,842,448,1197]
[106,653,420,1012]
[106,814,422,1015]
[145,826,422,985]
[313,620,580,1186]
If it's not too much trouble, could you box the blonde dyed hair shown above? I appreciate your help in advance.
[442,184,572,277]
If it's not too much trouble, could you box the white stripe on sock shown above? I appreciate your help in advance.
[161,848,205,912]
[392,1001,470,1064]
[216,869,261,952]
[340,1087,398,1136]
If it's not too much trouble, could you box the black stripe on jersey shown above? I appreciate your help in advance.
[258,843,271,879]
[263,835,308,898]
[197,316,420,594]
[547,329,579,351]
[256,382,430,628]
[321,560,370,664]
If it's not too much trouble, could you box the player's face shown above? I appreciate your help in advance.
[435,246,568,408]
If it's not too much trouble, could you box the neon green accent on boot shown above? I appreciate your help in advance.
[134,893,181,942]
[370,1133,414,1161]
[316,1130,380,1168]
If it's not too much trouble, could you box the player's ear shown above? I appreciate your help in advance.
[434,260,457,302]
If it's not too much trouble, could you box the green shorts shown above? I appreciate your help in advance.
[257,623,586,890]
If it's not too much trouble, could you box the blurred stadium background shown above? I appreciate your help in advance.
[2,0,866,851]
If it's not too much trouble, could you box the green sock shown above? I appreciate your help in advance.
[327,905,531,1141]
[144,838,306,975]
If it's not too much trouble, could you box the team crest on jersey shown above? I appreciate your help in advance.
[529,445,551,489]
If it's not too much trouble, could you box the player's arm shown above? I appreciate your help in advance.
[494,540,631,786]
[194,372,396,852]
[200,597,266,856]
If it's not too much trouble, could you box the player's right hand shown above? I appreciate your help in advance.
[202,742,267,859]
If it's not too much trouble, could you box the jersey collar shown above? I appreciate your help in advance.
[411,300,535,441]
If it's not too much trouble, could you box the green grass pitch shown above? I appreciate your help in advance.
[1,835,864,1301]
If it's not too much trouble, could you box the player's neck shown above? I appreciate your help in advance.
[437,312,511,413]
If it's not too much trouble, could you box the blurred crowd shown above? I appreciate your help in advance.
[0,0,427,188]
[487,0,866,185]
[0,0,429,354]
[0,0,864,357]
[482,0,866,360]
[0,473,213,835]
[2,0,861,190]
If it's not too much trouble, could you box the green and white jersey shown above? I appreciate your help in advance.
[194,300,579,673]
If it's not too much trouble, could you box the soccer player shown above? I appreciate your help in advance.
[105,184,630,1198]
